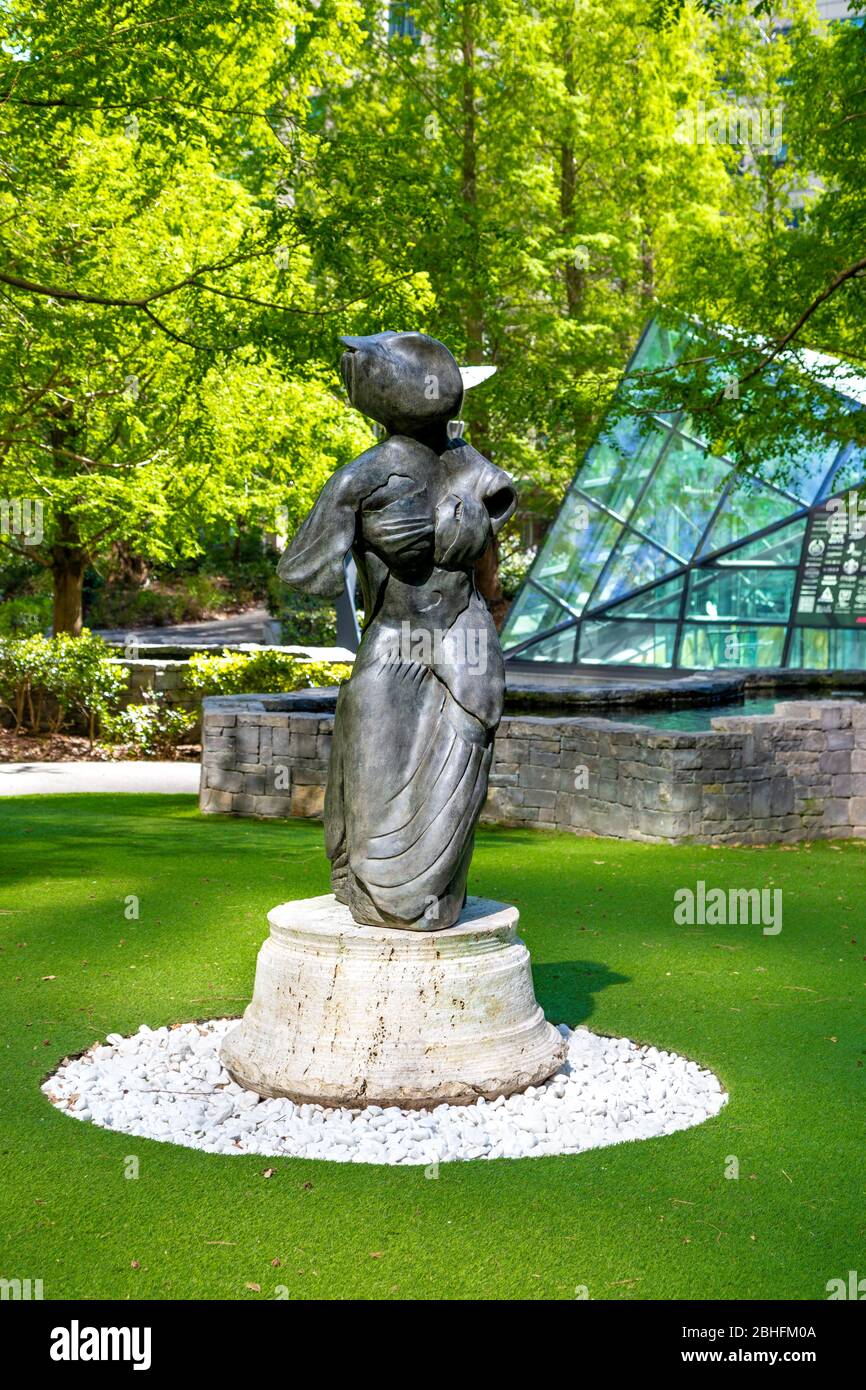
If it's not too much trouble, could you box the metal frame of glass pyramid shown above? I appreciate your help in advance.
[501,316,866,673]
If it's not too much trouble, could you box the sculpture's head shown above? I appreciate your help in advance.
[339,331,464,436]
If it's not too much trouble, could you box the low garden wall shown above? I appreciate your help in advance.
[199,694,866,844]
[118,658,198,713]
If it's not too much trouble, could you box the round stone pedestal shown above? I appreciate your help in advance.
[220,894,566,1109]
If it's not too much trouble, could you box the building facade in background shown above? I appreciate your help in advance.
[501,317,866,673]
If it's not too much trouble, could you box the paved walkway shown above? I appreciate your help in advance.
[94,606,270,646]
[0,762,200,796]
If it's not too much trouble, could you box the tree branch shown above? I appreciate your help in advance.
[142,305,210,351]
[0,531,52,567]
[713,256,866,403]
[0,245,268,310]
[0,246,276,349]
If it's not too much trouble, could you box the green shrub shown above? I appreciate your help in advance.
[87,586,177,629]
[86,575,225,629]
[175,574,223,618]
[266,577,338,645]
[102,693,195,759]
[0,631,128,741]
[0,550,43,598]
[0,593,51,636]
[184,648,352,699]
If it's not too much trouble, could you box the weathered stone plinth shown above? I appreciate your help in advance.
[220,894,565,1109]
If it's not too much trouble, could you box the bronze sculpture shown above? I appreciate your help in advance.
[278,331,516,930]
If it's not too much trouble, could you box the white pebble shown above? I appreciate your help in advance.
[41,1020,727,1166]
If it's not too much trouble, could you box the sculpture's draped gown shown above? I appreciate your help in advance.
[279,435,516,930]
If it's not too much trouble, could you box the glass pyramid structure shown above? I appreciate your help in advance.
[501,317,866,672]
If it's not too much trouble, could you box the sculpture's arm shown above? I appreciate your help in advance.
[277,469,359,598]
[484,466,518,536]
[440,439,517,542]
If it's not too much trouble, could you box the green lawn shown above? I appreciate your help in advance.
[1,794,864,1301]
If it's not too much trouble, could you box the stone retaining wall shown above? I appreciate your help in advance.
[199,695,866,844]
[116,658,198,714]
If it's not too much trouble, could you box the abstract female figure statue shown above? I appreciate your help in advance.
[222,338,564,1104]
[279,332,516,931]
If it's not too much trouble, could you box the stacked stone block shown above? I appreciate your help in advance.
[112,658,198,715]
[199,695,866,844]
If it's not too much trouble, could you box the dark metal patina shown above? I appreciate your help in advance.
[278,331,515,930]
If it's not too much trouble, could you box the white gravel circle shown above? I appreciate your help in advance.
[42,1019,727,1165]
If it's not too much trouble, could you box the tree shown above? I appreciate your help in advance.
[0,0,424,631]
[624,0,866,476]
[305,0,737,616]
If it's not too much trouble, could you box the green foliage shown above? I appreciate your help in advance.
[184,647,351,699]
[86,575,226,630]
[498,546,536,601]
[101,693,196,759]
[0,1,381,629]
[316,0,736,508]
[266,577,339,645]
[623,0,866,477]
[0,593,51,636]
[1,0,862,623]
[200,551,275,609]
[648,0,769,29]
[0,631,127,738]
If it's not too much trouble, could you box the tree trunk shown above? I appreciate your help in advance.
[52,552,86,635]
[52,511,87,635]
[559,37,585,316]
[48,407,88,635]
[639,227,655,304]
[110,540,149,587]
[459,5,506,627]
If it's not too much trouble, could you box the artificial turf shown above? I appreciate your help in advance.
[0,793,863,1301]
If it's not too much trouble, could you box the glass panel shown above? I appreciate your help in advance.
[687,568,796,622]
[578,620,678,667]
[711,518,806,567]
[591,531,679,607]
[513,627,578,663]
[699,477,799,557]
[576,421,668,520]
[605,410,652,457]
[788,625,866,671]
[629,431,729,560]
[825,445,866,497]
[679,624,786,669]
[624,317,693,416]
[755,433,840,504]
[530,496,622,613]
[500,582,572,650]
[626,317,688,375]
[599,573,685,620]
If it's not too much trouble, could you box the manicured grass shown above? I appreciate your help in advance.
[1,794,864,1301]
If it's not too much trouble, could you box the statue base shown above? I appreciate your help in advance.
[220,894,566,1109]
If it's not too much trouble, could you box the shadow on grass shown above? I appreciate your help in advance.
[0,795,326,894]
[533,958,629,1029]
